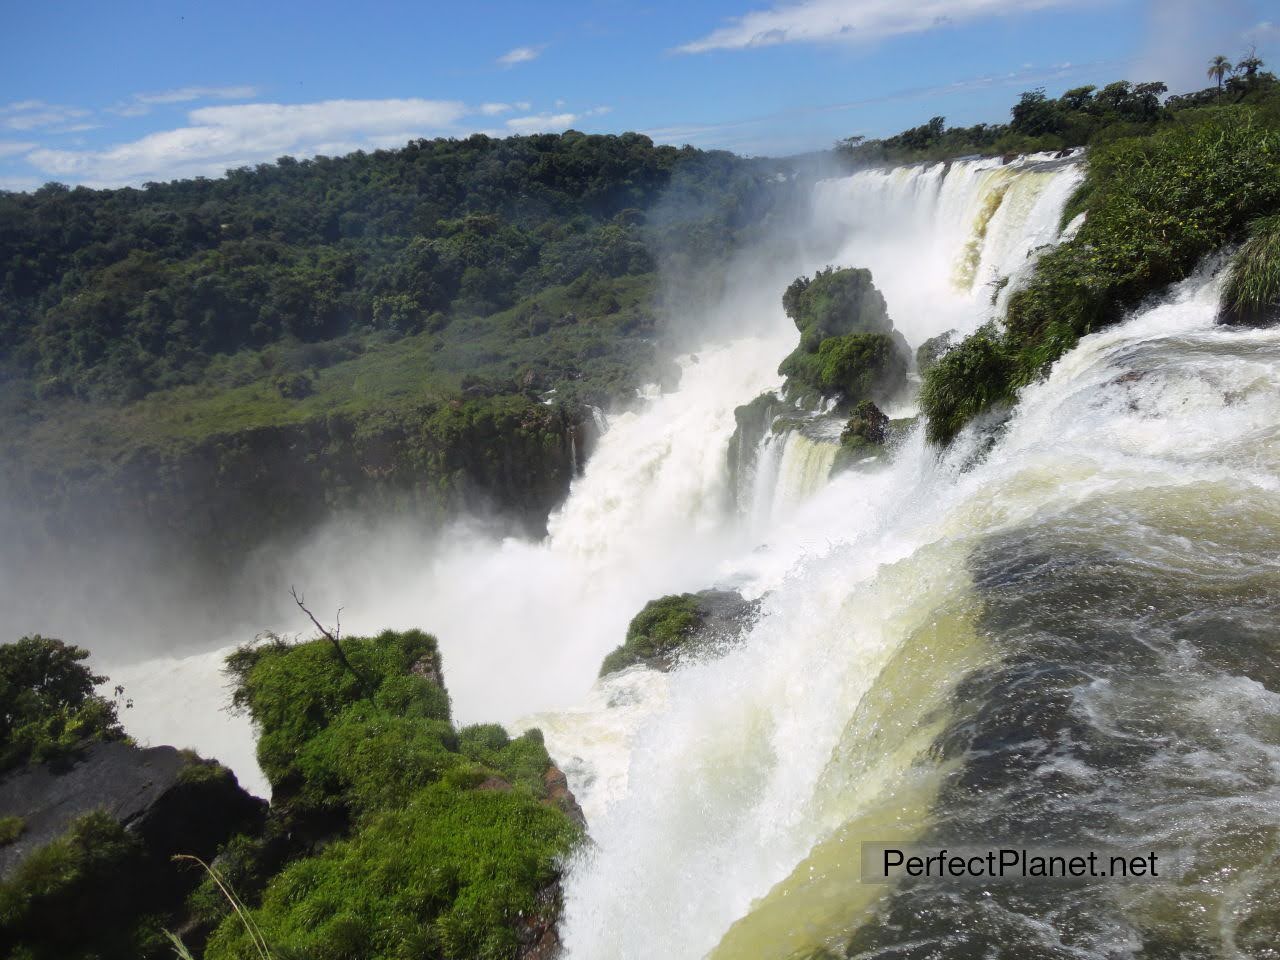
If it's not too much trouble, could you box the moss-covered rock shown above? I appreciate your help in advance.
[782,266,895,347]
[779,332,908,409]
[206,629,583,960]
[726,391,780,508]
[1220,213,1280,326]
[600,590,759,676]
[777,267,909,409]
[833,400,890,470]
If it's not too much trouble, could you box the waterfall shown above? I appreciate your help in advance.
[103,150,1112,917]
[555,259,1280,959]
[103,153,1087,801]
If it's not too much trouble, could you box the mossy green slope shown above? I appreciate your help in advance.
[207,629,581,960]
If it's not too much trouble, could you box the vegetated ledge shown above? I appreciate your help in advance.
[0,628,586,960]
[921,108,1280,445]
[600,589,760,676]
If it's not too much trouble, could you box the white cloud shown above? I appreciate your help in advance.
[506,112,578,133]
[1,100,91,131]
[0,174,43,193]
[1248,21,1279,43]
[677,0,1088,53]
[135,85,258,105]
[497,45,542,66]
[25,97,469,187]
[0,140,36,158]
[108,85,259,117]
[505,106,611,134]
[479,102,513,115]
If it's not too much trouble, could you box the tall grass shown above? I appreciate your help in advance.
[171,854,273,960]
[1223,214,1280,323]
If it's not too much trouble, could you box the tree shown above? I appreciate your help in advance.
[0,635,125,771]
[1208,55,1233,99]
[1237,49,1264,81]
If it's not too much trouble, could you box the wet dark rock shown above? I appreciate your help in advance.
[0,741,264,882]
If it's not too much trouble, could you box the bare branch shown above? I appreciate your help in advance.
[290,586,368,695]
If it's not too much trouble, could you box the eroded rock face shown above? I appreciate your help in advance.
[0,741,265,882]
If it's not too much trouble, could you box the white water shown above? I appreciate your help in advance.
[103,153,1093,893]
[555,260,1280,960]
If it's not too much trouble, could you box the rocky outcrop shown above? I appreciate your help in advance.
[0,742,265,882]
[0,742,265,959]
[776,267,910,410]
[600,589,760,676]
[2,395,588,582]
[726,391,780,510]
[916,330,958,375]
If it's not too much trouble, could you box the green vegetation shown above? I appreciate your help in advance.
[0,635,125,774]
[915,331,957,376]
[836,64,1277,167]
[923,105,1280,442]
[1221,213,1280,326]
[777,267,908,409]
[0,134,779,404]
[0,811,162,960]
[0,816,24,846]
[0,133,789,555]
[208,629,581,960]
[600,593,705,676]
[834,400,890,469]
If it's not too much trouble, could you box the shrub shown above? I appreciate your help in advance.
[0,816,24,846]
[0,635,125,774]
[227,628,449,792]
[210,629,582,960]
[204,784,575,960]
[0,811,161,960]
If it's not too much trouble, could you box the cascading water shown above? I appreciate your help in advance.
[104,152,1209,955]
[553,262,1280,960]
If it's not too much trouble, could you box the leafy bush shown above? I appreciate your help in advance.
[226,628,449,792]
[204,784,574,960]
[0,635,125,773]
[779,332,907,408]
[0,811,162,960]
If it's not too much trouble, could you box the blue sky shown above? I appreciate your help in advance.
[1,0,1276,190]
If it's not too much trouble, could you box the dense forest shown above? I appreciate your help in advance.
[0,133,782,404]
[0,133,792,555]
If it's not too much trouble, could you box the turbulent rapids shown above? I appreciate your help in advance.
[110,153,1280,957]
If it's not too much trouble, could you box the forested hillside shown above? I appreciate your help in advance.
[0,132,789,557]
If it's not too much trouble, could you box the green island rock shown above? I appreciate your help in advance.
[776,267,910,410]
[600,590,759,676]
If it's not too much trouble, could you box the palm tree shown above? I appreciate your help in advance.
[1207,55,1233,100]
